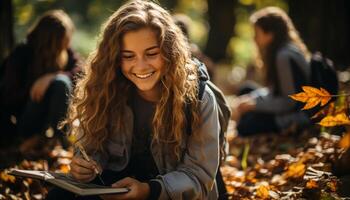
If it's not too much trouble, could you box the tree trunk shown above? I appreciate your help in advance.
[205,0,237,63]
[288,0,350,70]
[0,0,14,65]
[160,0,178,12]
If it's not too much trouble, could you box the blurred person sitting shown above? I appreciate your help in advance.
[0,10,81,149]
[232,7,311,136]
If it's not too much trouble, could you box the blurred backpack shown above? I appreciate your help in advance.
[290,51,339,95]
[309,52,339,95]
[290,52,339,118]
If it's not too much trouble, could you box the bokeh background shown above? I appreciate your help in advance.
[1,0,350,94]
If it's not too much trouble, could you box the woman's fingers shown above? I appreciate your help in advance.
[72,157,96,169]
[112,177,134,188]
[70,156,97,182]
[30,84,38,102]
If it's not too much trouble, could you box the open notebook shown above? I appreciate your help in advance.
[9,169,129,196]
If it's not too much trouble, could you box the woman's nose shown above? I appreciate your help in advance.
[134,57,147,69]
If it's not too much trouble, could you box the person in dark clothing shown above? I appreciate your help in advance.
[0,9,81,148]
[47,1,220,200]
[232,7,311,136]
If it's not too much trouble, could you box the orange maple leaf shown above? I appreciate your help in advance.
[318,113,350,127]
[289,86,332,110]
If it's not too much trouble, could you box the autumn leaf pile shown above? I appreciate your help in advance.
[289,86,350,149]
[222,131,345,199]
[0,86,349,199]
[0,146,72,199]
[221,86,349,199]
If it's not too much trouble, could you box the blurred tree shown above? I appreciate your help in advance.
[205,0,238,63]
[0,0,14,64]
[159,0,178,11]
[288,0,350,70]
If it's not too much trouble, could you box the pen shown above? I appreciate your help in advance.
[76,143,106,185]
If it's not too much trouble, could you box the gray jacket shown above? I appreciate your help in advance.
[254,43,311,129]
[78,85,220,199]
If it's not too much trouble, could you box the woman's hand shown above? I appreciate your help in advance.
[231,95,256,122]
[30,73,56,102]
[70,156,100,183]
[236,96,256,114]
[100,177,150,200]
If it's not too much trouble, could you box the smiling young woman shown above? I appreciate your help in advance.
[46,1,220,200]
[120,27,165,102]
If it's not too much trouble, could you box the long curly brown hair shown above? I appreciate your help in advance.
[250,7,310,93]
[64,0,200,159]
[27,9,74,82]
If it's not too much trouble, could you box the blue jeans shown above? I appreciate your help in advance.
[17,74,72,146]
[236,112,279,136]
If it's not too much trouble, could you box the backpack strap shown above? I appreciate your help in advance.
[194,58,209,100]
[185,58,209,136]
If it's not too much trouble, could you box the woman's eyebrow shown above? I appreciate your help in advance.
[145,45,159,51]
[121,50,133,53]
[121,45,159,53]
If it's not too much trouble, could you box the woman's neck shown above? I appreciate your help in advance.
[57,49,68,70]
[137,84,161,103]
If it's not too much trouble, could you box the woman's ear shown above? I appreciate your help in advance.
[62,35,71,50]
[265,31,274,45]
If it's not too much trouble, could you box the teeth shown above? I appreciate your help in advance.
[134,72,154,79]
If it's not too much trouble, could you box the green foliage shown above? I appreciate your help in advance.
[12,0,288,64]
[228,0,287,67]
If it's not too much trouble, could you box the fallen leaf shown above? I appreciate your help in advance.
[59,165,70,174]
[318,113,350,127]
[306,179,318,189]
[285,162,306,178]
[0,172,15,183]
[256,185,270,199]
[338,132,350,149]
[327,180,337,192]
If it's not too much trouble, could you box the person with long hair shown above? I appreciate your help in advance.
[232,7,311,136]
[0,10,80,148]
[47,1,220,199]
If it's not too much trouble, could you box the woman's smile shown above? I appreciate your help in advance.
[133,71,155,79]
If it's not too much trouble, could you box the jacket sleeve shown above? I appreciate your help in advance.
[154,86,220,200]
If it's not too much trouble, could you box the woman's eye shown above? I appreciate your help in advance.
[146,52,159,57]
[122,55,134,60]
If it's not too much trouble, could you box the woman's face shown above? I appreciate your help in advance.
[121,27,165,102]
[254,25,273,51]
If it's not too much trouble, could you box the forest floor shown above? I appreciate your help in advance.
[0,126,349,199]
[222,125,350,199]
